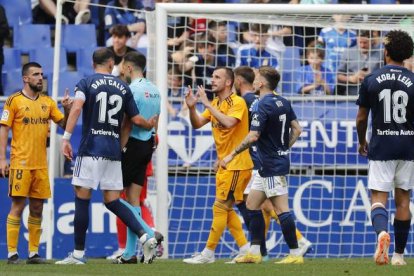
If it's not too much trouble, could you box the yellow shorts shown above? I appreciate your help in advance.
[216,169,252,201]
[8,169,51,199]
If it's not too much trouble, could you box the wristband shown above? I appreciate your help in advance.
[62,131,72,141]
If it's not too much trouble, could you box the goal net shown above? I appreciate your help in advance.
[154,3,414,259]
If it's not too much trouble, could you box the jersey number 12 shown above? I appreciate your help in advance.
[96,91,123,126]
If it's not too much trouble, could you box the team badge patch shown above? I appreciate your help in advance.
[41,104,48,112]
[1,110,9,122]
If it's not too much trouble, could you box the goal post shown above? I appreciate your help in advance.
[155,3,414,259]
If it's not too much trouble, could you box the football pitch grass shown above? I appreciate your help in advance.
[0,258,413,276]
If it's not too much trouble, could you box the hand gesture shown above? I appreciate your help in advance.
[61,139,73,161]
[314,72,323,85]
[148,114,158,128]
[61,89,73,110]
[185,86,198,108]
[0,159,9,178]
[197,85,210,107]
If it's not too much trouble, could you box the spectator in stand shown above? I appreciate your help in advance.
[167,67,187,118]
[106,24,138,77]
[0,4,9,96]
[295,41,335,95]
[318,14,357,73]
[208,21,236,67]
[236,24,279,70]
[337,29,382,95]
[104,0,146,46]
[32,0,91,25]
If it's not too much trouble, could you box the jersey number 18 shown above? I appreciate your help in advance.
[379,89,408,124]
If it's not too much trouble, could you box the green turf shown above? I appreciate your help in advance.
[0,258,412,276]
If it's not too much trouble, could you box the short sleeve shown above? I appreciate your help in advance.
[289,102,297,122]
[227,98,246,121]
[250,101,268,132]
[356,77,370,108]
[125,87,139,118]
[0,96,16,127]
[201,108,211,121]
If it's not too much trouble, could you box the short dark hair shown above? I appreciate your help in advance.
[234,66,255,85]
[358,29,372,38]
[208,20,226,30]
[215,66,234,87]
[22,62,42,76]
[93,48,115,65]
[123,51,146,72]
[384,30,414,62]
[258,66,280,91]
[110,24,131,38]
[250,23,269,34]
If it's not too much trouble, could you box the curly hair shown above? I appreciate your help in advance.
[384,30,414,63]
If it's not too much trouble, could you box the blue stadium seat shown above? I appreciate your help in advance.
[76,47,96,76]
[62,24,97,52]
[2,48,21,72]
[47,71,83,96]
[29,48,68,75]
[0,0,32,27]
[281,46,301,96]
[13,24,51,53]
[3,71,22,96]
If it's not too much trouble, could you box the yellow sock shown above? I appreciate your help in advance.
[7,214,21,254]
[227,209,248,248]
[206,202,229,251]
[270,210,303,240]
[262,210,271,239]
[28,215,42,253]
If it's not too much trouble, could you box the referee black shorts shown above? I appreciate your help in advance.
[122,136,154,187]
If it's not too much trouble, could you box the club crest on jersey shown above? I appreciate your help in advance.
[41,104,48,112]
[1,110,9,121]
[251,114,260,127]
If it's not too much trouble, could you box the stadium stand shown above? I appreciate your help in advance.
[29,47,68,75]
[2,48,21,72]
[0,0,31,27]
[62,24,97,52]
[13,24,51,53]
[48,71,84,96]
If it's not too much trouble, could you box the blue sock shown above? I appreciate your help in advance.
[393,219,410,254]
[133,205,154,237]
[279,212,298,249]
[371,207,388,235]
[105,199,146,238]
[74,197,90,250]
[260,233,267,257]
[121,204,155,259]
[249,209,265,247]
[236,202,250,230]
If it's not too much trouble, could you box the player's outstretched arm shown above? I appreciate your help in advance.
[185,86,209,129]
[131,114,158,130]
[0,125,10,177]
[220,130,260,169]
[289,119,302,148]
[57,88,74,129]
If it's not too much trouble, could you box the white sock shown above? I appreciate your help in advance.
[202,248,214,258]
[29,252,38,258]
[8,252,18,258]
[73,250,85,259]
[250,245,260,255]
[290,248,301,256]
[239,243,249,254]
[139,233,148,244]
[393,252,403,257]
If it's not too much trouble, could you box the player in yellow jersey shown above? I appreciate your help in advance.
[0,62,72,264]
[183,67,253,264]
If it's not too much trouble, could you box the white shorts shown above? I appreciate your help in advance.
[244,169,259,195]
[250,174,288,198]
[72,156,123,191]
[368,160,414,192]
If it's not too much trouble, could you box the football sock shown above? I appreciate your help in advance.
[124,227,138,259]
[74,197,90,250]
[393,219,410,254]
[236,201,250,229]
[105,199,145,238]
[270,209,304,241]
[7,214,20,254]
[116,216,127,249]
[262,210,271,256]
[279,212,298,249]
[132,205,154,236]
[371,206,388,235]
[227,208,248,248]
[206,201,229,251]
[28,215,42,254]
[249,209,265,246]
